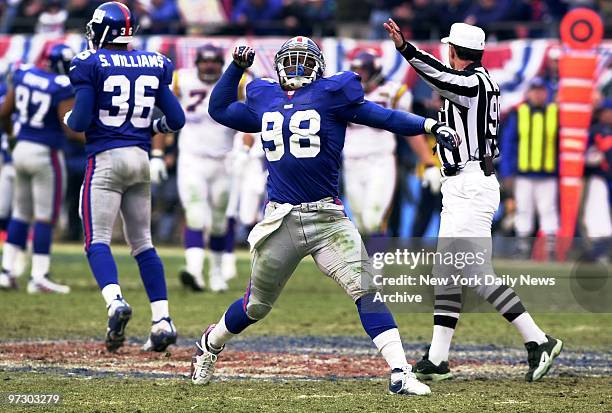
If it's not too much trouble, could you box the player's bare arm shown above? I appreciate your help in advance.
[0,84,14,136]
[57,98,85,143]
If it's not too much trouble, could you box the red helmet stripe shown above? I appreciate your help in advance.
[114,2,131,34]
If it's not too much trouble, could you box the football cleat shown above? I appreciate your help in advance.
[105,297,132,352]
[191,324,223,385]
[222,253,237,281]
[179,269,205,292]
[525,335,563,382]
[209,270,228,293]
[414,353,453,382]
[142,317,177,352]
[388,366,431,396]
[0,271,18,290]
[26,275,70,294]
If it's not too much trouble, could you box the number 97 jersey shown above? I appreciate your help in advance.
[173,68,234,158]
[69,48,175,156]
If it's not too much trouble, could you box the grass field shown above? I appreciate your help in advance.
[1,244,610,412]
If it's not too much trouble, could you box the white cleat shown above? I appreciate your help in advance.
[191,324,223,385]
[388,366,431,396]
[209,271,228,293]
[142,317,178,352]
[27,275,70,294]
[222,253,237,281]
[0,271,18,290]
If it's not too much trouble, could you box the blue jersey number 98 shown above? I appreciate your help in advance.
[261,110,321,161]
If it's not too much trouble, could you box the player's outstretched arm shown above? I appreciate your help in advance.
[208,46,260,133]
[341,100,461,151]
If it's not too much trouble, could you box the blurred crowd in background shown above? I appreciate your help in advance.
[0,0,611,38]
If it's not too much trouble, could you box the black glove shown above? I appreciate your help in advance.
[232,45,255,69]
[431,123,461,152]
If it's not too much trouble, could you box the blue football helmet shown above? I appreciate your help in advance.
[274,36,325,90]
[46,44,75,75]
[86,2,137,49]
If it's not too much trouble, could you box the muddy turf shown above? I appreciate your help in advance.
[0,245,610,412]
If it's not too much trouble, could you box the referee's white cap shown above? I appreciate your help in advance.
[441,23,486,51]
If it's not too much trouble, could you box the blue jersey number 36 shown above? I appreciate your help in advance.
[100,75,159,128]
[261,110,321,161]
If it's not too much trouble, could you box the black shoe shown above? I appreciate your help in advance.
[414,353,453,382]
[179,269,204,292]
[525,335,563,382]
[105,298,132,352]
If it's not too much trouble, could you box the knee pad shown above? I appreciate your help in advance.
[245,302,272,321]
[130,239,154,257]
[184,206,206,230]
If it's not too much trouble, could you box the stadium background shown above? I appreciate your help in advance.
[0,1,611,411]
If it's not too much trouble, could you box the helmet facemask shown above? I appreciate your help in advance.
[275,48,324,90]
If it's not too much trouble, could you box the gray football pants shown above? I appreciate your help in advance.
[80,146,153,255]
[11,141,65,224]
[244,200,379,321]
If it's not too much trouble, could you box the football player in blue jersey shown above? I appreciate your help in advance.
[64,1,185,352]
[191,37,460,396]
[0,44,82,294]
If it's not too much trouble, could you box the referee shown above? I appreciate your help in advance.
[385,20,563,382]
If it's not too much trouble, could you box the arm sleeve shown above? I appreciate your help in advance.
[156,85,185,130]
[399,42,479,107]
[499,111,518,179]
[208,62,260,133]
[339,100,426,137]
[67,85,95,132]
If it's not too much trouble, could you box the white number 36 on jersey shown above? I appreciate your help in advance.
[261,110,321,161]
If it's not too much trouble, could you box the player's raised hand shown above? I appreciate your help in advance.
[232,46,255,69]
[431,123,462,152]
[384,18,407,50]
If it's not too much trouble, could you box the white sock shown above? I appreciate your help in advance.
[185,247,205,277]
[151,300,169,322]
[209,251,223,277]
[1,242,19,275]
[13,248,28,277]
[428,325,456,365]
[372,328,408,370]
[101,283,123,307]
[30,254,50,280]
[512,313,547,344]
[206,314,235,351]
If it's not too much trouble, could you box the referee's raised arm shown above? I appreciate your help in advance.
[384,19,481,108]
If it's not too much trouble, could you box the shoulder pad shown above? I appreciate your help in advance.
[321,71,364,106]
[323,71,361,91]
[246,78,278,97]
[74,49,96,62]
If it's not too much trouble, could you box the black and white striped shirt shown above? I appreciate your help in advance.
[399,43,500,168]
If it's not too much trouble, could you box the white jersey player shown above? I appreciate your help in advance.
[343,50,412,235]
[226,132,267,230]
[174,44,236,292]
